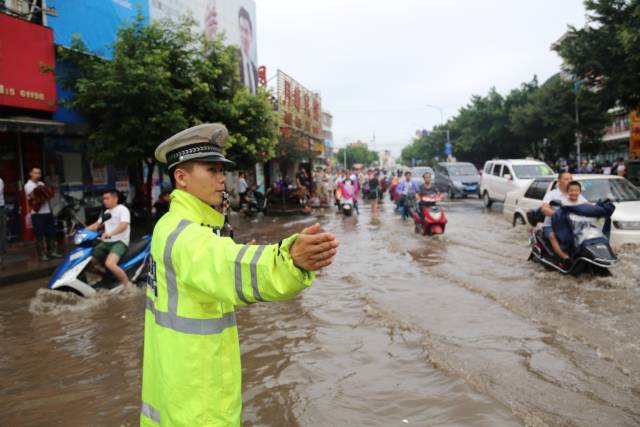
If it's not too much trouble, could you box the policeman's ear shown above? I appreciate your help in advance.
[173,162,195,188]
[173,167,189,188]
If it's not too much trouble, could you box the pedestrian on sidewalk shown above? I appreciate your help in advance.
[140,123,339,426]
[24,167,61,261]
[0,175,6,264]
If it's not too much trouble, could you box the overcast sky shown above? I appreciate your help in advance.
[256,0,586,156]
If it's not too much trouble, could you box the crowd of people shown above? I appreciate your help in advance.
[557,157,629,176]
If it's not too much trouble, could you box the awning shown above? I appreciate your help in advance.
[0,116,86,135]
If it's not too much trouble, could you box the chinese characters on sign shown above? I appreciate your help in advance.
[0,13,56,112]
[277,70,322,139]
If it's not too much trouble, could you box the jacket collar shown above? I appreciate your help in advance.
[169,189,225,228]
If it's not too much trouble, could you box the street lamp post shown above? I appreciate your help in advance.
[573,80,583,165]
[426,103,451,157]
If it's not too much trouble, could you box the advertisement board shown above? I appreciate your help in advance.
[47,0,147,57]
[0,13,56,112]
[630,111,640,159]
[277,70,322,139]
[149,0,258,93]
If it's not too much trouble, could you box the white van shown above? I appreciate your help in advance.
[480,159,554,207]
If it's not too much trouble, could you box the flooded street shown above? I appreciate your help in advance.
[1,198,639,426]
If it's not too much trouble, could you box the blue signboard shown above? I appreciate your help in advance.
[47,0,149,58]
[444,142,453,157]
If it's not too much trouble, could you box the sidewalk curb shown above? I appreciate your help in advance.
[0,264,58,287]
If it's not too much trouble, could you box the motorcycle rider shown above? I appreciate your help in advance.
[417,172,439,221]
[338,176,359,214]
[86,190,132,289]
[541,172,588,263]
[140,123,339,426]
[396,171,418,220]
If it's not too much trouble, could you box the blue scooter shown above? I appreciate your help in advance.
[47,213,151,297]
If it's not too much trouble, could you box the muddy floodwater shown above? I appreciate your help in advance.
[1,198,639,426]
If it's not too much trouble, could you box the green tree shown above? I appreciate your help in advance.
[556,0,640,111]
[58,15,279,220]
[335,145,379,169]
[510,74,608,161]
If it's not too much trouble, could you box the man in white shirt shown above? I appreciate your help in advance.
[0,176,5,263]
[541,172,588,262]
[86,190,132,288]
[24,167,61,261]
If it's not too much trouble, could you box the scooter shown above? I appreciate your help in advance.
[412,194,447,235]
[47,213,151,297]
[528,200,618,275]
[241,188,267,217]
[340,196,354,216]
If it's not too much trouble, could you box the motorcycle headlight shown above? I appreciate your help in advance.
[73,232,85,245]
[613,221,640,230]
[431,211,442,220]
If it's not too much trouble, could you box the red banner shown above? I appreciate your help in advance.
[0,13,56,112]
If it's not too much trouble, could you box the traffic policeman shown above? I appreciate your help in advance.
[140,123,339,426]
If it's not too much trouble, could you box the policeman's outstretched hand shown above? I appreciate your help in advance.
[291,223,339,271]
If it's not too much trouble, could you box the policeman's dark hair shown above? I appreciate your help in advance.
[567,180,582,191]
[238,7,252,33]
[168,162,196,188]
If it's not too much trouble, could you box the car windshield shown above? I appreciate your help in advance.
[512,164,554,179]
[446,165,478,176]
[412,167,434,177]
[580,178,640,202]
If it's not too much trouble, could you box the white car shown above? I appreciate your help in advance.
[504,174,640,246]
[480,159,555,208]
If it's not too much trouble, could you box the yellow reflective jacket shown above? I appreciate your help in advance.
[140,189,315,426]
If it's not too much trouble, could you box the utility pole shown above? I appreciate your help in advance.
[344,145,347,169]
[574,80,582,165]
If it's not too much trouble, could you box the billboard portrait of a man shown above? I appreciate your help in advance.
[237,6,258,94]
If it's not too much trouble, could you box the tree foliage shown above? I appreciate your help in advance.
[556,0,640,111]
[335,146,379,169]
[401,74,608,167]
[57,15,279,171]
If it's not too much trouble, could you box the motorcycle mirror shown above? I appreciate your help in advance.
[101,212,112,222]
[549,199,563,207]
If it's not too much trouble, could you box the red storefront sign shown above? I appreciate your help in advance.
[277,70,322,139]
[0,13,56,112]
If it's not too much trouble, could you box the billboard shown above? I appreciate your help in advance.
[277,70,322,139]
[0,13,56,112]
[149,0,258,93]
[47,0,147,57]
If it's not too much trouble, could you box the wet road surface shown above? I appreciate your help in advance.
[1,197,639,426]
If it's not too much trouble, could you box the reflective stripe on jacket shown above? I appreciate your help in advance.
[141,189,315,426]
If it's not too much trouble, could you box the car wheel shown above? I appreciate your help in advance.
[513,213,526,227]
[483,191,493,208]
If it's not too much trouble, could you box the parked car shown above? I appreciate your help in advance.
[433,162,481,198]
[504,174,640,246]
[480,159,554,207]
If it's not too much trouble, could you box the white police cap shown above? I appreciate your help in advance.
[155,123,235,169]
